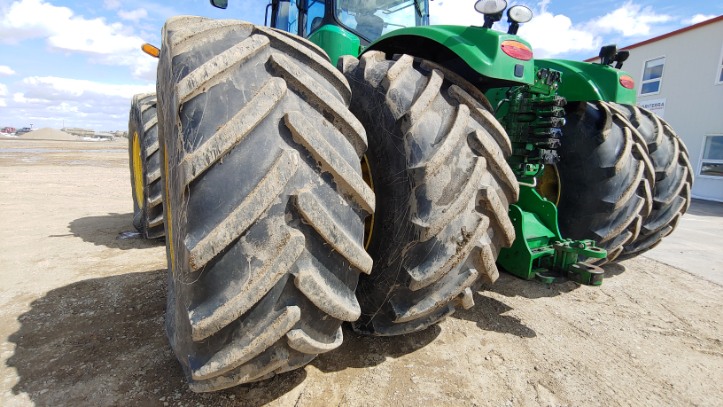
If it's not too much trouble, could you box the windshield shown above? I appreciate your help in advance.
[336,0,429,42]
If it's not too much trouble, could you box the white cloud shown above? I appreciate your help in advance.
[4,76,155,130]
[0,0,152,79]
[104,0,120,10]
[0,0,144,53]
[21,76,154,99]
[13,91,52,105]
[431,0,486,26]
[586,1,672,37]
[118,8,148,21]
[683,14,717,25]
[0,65,15,76]
[431,1,679,58]
[0,83,7,107]
[431,0,599,58]
[518,7,599,58]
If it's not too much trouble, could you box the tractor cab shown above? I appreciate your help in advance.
[269,0,429,43]
[212,0,429,64]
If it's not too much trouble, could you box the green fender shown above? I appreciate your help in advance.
[365,25,535,87]
[307,24,361,67]
[535,59,636,104]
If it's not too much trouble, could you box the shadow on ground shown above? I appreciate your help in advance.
[6,270,309,406]
[601,262,627,278]
[488,261,629,299]
[6,270,440,406]
[452,262,630,337]
[451,289,537,338]
[488,271,579,299]
[313,324,441,373]
[68,213,164,250]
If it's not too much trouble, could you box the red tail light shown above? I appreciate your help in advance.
[501,40,533,61]
[620,75,635,89]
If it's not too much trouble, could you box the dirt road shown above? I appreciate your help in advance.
[1,138,721,407]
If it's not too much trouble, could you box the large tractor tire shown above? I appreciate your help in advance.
[606,104,693,258]
[156,17,373,392]
[128,93,164,239]
[553,101,655,263]
[341,51,519,336]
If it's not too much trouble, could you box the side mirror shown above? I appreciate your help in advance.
[614,50,630,69]
[210,0,228,9]
[598,44,618,66]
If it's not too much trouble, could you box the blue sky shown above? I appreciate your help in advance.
[0,0,720,131]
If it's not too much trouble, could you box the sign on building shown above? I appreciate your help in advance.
[638,98,666,118]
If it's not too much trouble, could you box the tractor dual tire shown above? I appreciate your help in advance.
[607,103,693,258]
[341,51,519,336]
[156,17,373,392]
[128,93,164,239]
[555,100,655,263]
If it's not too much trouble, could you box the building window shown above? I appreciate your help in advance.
[641,57,665,95]
[700,135,723,177]
[717,45,723,84]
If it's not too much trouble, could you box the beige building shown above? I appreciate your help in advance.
[606,16,723,202]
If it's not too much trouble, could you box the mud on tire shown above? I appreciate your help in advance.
[156,17,373,392]
[128,93,164,239]
[607,103,693,258]
[341,51,518,336]
[556,101,655,263]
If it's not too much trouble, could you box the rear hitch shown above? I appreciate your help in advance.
[534,240,606,286]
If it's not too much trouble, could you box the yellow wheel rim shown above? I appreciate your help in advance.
[361,154,375,250]
[131,131,145,209]
[536,164,561,205]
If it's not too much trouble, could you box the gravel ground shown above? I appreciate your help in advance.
[1,138,721,407]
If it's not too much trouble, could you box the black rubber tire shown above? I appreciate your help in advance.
[341,51,519,336]
[606,103,693,258]
[127,93,164,239]
[156,17,373,392]
[556,100,655,263]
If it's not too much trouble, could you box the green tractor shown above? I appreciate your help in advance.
[126,0,692,392]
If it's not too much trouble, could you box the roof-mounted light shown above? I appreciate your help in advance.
[474,0,508,15]
[476,0,508,29]
[506,5,533,34]
[507,5,533,23]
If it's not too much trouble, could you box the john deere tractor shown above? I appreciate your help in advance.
[126,0,691,392]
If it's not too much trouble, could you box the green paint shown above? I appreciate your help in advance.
[497,186,561,279]
[497,187,607,285]
[535,59,636,104]
[490,67,608,285]
[307,24,361,66]
[367,25,535,85]
[486,67,565,184]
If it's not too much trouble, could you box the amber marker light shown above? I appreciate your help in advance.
[142,43,160,58]
[620,75,635,89]
[501,40,532,61]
